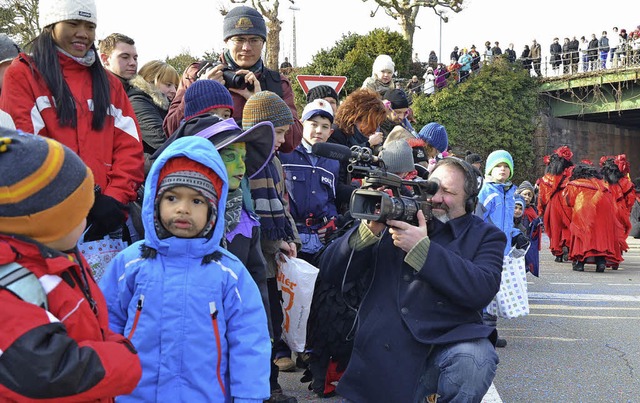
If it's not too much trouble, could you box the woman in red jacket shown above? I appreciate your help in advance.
[0,0,144,243]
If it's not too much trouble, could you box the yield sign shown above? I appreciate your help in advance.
[296,75,348,95]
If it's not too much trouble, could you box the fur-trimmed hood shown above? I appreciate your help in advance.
[128,75,170,110]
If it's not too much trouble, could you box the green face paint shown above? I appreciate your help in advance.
[219,142,246,191]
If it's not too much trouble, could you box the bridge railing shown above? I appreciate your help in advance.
[538,47,640,78]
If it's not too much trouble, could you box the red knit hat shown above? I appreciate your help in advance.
[156,157,224,238]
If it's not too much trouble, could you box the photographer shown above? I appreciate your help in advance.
[163,6,302,153]
[319,157,506,402]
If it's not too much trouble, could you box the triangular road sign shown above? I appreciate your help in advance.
[296,75,348,95]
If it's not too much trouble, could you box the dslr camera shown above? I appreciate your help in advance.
[347,146,439,225]
[196,62,255,91]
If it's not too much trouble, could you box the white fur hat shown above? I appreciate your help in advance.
[372,54,395,77]
[39,0,97,29]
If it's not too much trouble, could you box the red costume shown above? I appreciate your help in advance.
[538,169,572,256]
[538,146,574,258]
[601,154,636,255]
[561,177,621,265]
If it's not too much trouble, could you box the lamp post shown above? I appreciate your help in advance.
[289,6,300,67]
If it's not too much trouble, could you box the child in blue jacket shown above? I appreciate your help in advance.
[100,136,270,402]
[279,99,340,262]
[477,149,529,348]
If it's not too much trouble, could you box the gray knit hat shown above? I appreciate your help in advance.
[223,6,267,41]
[379,140,415,174]
[0,34,20,64]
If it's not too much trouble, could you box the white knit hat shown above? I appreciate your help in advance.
[39,0,97,29]
[372,54,395,77]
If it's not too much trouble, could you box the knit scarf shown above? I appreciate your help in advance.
[223,50,264,75]
[57,47,96,67]
[225,188,243,235]
[249,157,294,241]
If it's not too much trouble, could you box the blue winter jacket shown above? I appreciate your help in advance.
[279,143,339,231]
[99,137,271,402]
[477,179,521,255]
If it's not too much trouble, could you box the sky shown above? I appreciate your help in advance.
[94,0,639,70]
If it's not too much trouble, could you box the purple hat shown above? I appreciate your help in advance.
[192,118,275,178]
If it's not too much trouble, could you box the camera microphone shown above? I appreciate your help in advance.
[312,142,380,164]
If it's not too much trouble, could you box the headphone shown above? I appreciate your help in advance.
[433,157,482,214]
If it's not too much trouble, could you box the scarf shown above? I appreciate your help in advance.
[249,157,295,241]
[223,50,264,75]
[347,125,369,147]
[57,47,96,67]
[225,188,243,235]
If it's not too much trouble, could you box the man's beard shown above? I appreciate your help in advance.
[432,205,450,223]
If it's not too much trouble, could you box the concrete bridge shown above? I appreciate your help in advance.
[534,64,640,178]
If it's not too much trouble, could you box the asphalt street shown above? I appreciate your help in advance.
[277,234,640,402]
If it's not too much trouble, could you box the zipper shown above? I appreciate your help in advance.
[210,301,226,397]
[127,294,144,340]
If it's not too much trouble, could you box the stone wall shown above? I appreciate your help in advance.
[534,113,640,180]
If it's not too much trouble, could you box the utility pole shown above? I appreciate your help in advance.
[289,6,300,67]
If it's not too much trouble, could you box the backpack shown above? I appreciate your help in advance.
[0,262,48,310]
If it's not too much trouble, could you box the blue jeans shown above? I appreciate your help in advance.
[413,338,499,403]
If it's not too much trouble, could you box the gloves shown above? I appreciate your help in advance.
[85,193,128,241]
[317,218,337,244]
[512,233,530,250]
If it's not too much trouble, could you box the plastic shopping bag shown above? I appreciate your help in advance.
[486,249,529,319]
[277,255,319,352]
[78,232,127,282]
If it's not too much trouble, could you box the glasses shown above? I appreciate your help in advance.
[228,37,264,47]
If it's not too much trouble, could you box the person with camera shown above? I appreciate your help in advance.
[318,157,506,403]
[163,6,302,153]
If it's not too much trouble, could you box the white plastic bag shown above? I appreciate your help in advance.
[486,250,529,319]
[277,255,319,352]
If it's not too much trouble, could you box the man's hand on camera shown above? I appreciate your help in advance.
[228,70,261,99]
[387,210,429,253]
[200,64,225,83]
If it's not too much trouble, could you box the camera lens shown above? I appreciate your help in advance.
[222,69,246,89]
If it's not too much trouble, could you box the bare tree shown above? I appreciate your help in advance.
[364,0,463,52]
[223,0,294,71]
[0,0,39,47]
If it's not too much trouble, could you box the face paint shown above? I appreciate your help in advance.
[219,142,246,191]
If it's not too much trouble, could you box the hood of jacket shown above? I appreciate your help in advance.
[141,136,228,257]
[128,75,170,110]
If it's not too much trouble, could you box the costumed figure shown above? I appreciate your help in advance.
[600,154,636,268]
[561,163,621,272]
[537,146,574,262]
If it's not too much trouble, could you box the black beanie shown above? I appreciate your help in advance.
[306,85,339,103]
[383,89,409,109]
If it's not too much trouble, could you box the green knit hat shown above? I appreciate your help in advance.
[485,149,514,180]
[242,91,294,129]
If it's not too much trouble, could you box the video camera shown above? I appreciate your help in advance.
[196,62,255,91]
[312,143,439,225]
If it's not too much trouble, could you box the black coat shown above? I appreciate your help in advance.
[320,214,505,402]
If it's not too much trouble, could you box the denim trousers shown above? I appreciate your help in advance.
[413,338,499,403]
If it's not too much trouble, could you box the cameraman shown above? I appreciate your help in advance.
[163,6,302,153]
[319,158,506,402]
